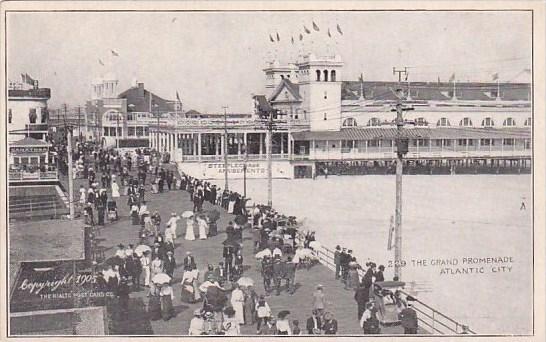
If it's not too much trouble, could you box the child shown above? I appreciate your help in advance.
[292,320,302,335]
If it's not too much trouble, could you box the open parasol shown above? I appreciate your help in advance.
[182,211,194,218]
[277,310,291,319]
[234,214,248,225]
[134,244,151,256]
[237,277,254,287]
[152,273,171,284]
[222,239,240,248]
[309,241,321,249]
[205,209,221,222]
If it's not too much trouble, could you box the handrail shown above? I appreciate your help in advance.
[297,231,475,335]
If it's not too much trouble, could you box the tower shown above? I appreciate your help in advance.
[296,53,343,131]
[263,60,298,96]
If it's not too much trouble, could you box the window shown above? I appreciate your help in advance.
[458,139,474,146]
[367,117,381,127]
[342,118,357,127]
[144,127,150,136]
[316,70,321,81]
[524,117,532,126]
[136,127,144,137]
[481,117,494,127]
[29,108,37,123]
[8,109,12,123]
[435,139,452,147]
[480,139,494,146]
[436,118,451,127]
[323,113,327,121]
[415,117,428,126]
[503,117,516,127]
[128,127,136,136]
[331,70,336,82]
[503,138,515,146]
[280,75,284,80]
[459,117,473,127]
[103,127,109,136]
[323,70,329,82]
[127,113,134,121]
[368,140,379,147]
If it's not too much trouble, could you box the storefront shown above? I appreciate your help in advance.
[9,137,56,182]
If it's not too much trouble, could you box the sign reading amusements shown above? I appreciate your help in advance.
[10,261,114,313]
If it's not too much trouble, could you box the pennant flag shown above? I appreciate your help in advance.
[269,34,275,43]
[491,72,499,81]
[327,28,331,38]
[336,24,343,35]
[449,73,455,82]
[291,36,294,44]
[276,32,280,42]
[98,59,105,66]
[312,21,320,31]
[304,25,311,34]
[23,73,36,86]
[299,33,304,41]
[176,91,181,102]
[111,49,119,57]
[358,73,364,82]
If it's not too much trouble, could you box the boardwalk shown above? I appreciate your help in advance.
[61,165,415,335]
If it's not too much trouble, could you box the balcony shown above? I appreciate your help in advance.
[25,123,49,132]
[9,169,58,182]
[8,88,51,99]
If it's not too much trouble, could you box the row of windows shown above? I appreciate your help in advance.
[316,70,337,82]
[342,117,533,128]
[315,138,529,149]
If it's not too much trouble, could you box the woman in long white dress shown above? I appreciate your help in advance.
[185,218,196,241]
[198,216,208,240]
[230,284,245,325]
[111,180,120,198]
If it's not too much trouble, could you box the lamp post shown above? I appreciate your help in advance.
[153,103,160,152]
[115,112,120,149]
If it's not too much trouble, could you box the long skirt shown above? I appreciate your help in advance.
[180,282,195,303]
[208,222,218,237]
[228,201,235,214]
[148,295,162,321]
[160,295,175,321]
[131,211,140,225]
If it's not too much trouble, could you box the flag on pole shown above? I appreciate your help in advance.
[299,33,304,41]
[22,73,36,86]
[336,24,343,35]
[269,34,275,43]
[98,59,105,66]
[312,21,320,31]
[449,73,455,82]
[276,32,280,42]
[358,73,364,82]
[304,25,311,34]
[491,72,499,81]
[111,49,119,57]
[176,91,181,102]
[327,28,331,38]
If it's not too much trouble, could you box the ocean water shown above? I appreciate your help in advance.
[208,174,533,335]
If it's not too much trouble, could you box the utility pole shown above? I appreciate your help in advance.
[76,106,81,140]
[66,126,75,220]
[266,109,274,207]
[222,106,229,191]
[392,66,412,280]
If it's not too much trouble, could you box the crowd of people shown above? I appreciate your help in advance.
[61,139,419,335]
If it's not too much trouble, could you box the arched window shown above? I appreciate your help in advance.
[503,117,516,127]
[459,117,473,127]
[316,70,321,81]
[342,118,357,127]
[481,117,495,127]
[524,117,532,126]
[280,75,285,80]
[436,117,451,127]
[323,70,329,82]
[415,117,428,126]
[331,70,336,82]
[367,117,381,127]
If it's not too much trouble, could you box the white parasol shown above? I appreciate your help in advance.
[309,241,321,249]
[134,244,151,256]
[152,273,171,284]
[255,249,272,259]
[182,211,194,218]
[237,277,254,287]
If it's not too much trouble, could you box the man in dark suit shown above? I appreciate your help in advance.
[151,242,165,261]
[334,245,341,279]
[399,303,418,334]
[163,251,177,278]
[183,251,196,271]
[306,310,322,335]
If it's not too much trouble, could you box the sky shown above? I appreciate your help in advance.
[7,11,532,113]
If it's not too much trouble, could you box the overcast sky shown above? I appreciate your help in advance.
[7,11,532,112]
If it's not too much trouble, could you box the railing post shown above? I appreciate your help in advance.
[432,310,435,334]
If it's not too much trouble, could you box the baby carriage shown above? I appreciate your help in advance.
[107,200,119,222]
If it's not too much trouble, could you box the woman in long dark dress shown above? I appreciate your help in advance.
[148,286,162,321]
[160,284,175,321]
[131,204,140,226]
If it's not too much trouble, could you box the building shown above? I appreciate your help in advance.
[81,76,180,148]
[147,52,533,179]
